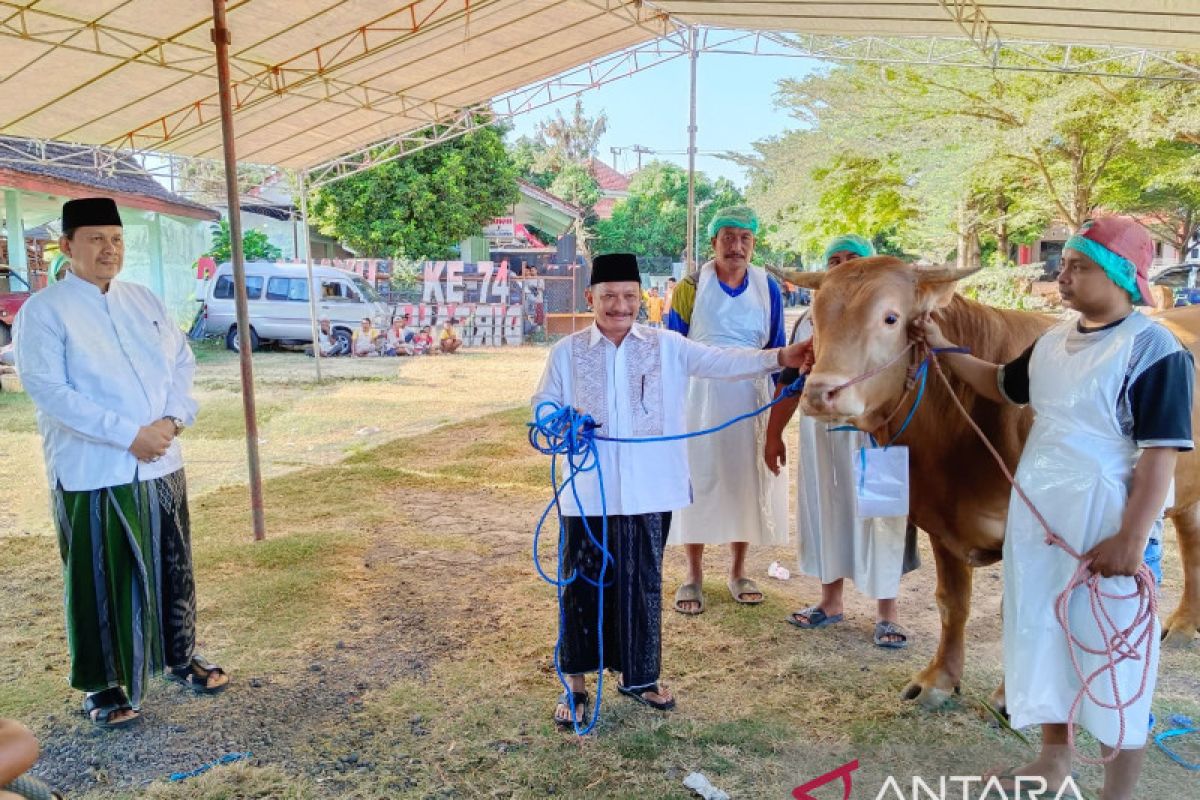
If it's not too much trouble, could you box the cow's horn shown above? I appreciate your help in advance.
[768,266,825,291]
[913,265,984,284]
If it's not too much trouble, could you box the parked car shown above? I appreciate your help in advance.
[202,261,389,351]
[0,265,32,347]
[1149,263,1200,306]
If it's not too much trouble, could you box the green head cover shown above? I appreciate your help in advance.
[822,234,876,266]
[707,205,759,239]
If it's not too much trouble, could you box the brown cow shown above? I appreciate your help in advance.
[781,256,1200,708]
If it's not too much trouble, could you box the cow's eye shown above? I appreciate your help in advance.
[884,313,900,326]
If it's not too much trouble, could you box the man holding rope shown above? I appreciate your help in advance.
[916,216,1193,799]
[532,253,812,729]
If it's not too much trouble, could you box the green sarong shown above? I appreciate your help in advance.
[53,469,196,707]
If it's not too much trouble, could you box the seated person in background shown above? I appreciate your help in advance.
[310,318,348,358]
[1,719,62,800]
[351,317,380,357]
[439,318,463,354]
[412,326,434,355]
[385,318,414,356]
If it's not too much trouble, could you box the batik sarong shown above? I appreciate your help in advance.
[53,469,196,707]
[559,512,670,691]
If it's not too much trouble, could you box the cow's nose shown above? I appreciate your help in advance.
[801,374,865,419]
[801,376,841,413]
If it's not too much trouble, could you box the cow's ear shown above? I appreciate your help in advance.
[914,266,980,312]
[770,267,824,291]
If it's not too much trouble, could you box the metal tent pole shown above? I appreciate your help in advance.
[211,0,266,541]
[684,26,699,274]
[298,172,323,383]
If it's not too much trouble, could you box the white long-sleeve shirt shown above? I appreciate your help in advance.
[532,323,782,516]
[13,271,198,491]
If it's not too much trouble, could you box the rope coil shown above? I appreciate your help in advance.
[925,348,1157,763]
[528,374,806,734]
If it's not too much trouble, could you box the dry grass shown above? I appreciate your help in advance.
[1,346,1199,799]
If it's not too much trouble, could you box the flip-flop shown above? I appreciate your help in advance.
[168,655,230,694]
[727,577,764,605]
[82,687,140,729]
[787,605,844,629]
[553,690,590,730]
[617,683,676,711]
[673,583,705,615]
[873,620,910,649]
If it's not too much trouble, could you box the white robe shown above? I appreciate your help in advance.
[790,313,912,597]
[669,262,789,546]
[1004,312,1161,749]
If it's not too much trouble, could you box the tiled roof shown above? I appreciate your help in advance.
[589,159,631,192]
[0,136,218,220]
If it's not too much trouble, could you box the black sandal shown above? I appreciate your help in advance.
[617,683,676,711]
[553,690,590,729]
[82,687,140,729]
[168,655,229,694]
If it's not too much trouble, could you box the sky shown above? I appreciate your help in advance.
[504,49,824,189]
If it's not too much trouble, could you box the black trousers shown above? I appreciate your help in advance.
[559,512,670,690]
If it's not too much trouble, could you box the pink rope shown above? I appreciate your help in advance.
[926,349,1156,763]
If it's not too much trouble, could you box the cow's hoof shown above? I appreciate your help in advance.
[900,681,957,710]
[1160,609,1199,648]
[987,682,1008,720]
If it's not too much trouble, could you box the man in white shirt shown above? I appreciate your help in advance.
[533,253,812,729]
[14,198,228,730]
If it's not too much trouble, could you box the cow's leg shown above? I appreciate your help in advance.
[1163,502,1200,646]
[902,536,971,708]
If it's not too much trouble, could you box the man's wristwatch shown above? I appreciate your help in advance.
[164,416,185,436]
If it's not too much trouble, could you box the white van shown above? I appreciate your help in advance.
[202,261,389,351]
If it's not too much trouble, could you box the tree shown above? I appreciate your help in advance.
[1101,140,1200,256]
[536,98,607,167]
[594,161,745,260]
[311,125,519,259]
[177,161,279,204]
[205,219,282,263]
[747,62,1193,263]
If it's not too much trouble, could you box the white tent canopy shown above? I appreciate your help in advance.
[6,0,1198,540]
[4,1,1200,173]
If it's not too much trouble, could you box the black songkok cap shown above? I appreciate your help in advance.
[589,253,641,286]
[62,197,123,230]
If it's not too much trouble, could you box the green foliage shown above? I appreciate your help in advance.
[594,161,745,260]
[958,262,1049,311]
[748,61,1200,264]
[205,218,282,264]
[311,124,519,259]
[1100,140,1200,252]
[549,162,602,220]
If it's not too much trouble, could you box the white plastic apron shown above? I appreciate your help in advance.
[791,312,909,597]
[1003,312,1160,748]
[669,262,789,546]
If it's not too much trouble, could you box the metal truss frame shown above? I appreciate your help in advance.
[697,28,1200,83]
[3,21,1199,191]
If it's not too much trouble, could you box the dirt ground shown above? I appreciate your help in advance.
[1,344,1198,799]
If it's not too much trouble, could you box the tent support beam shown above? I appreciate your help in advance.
[684,26,699,274]
[299,171,323,383]
[211,0,267,541]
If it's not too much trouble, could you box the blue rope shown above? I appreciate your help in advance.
[1155,715,1199,770]
[527,373,806,734]
[168,752,252,782]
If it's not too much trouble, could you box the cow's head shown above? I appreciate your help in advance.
[780,256,979,428]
